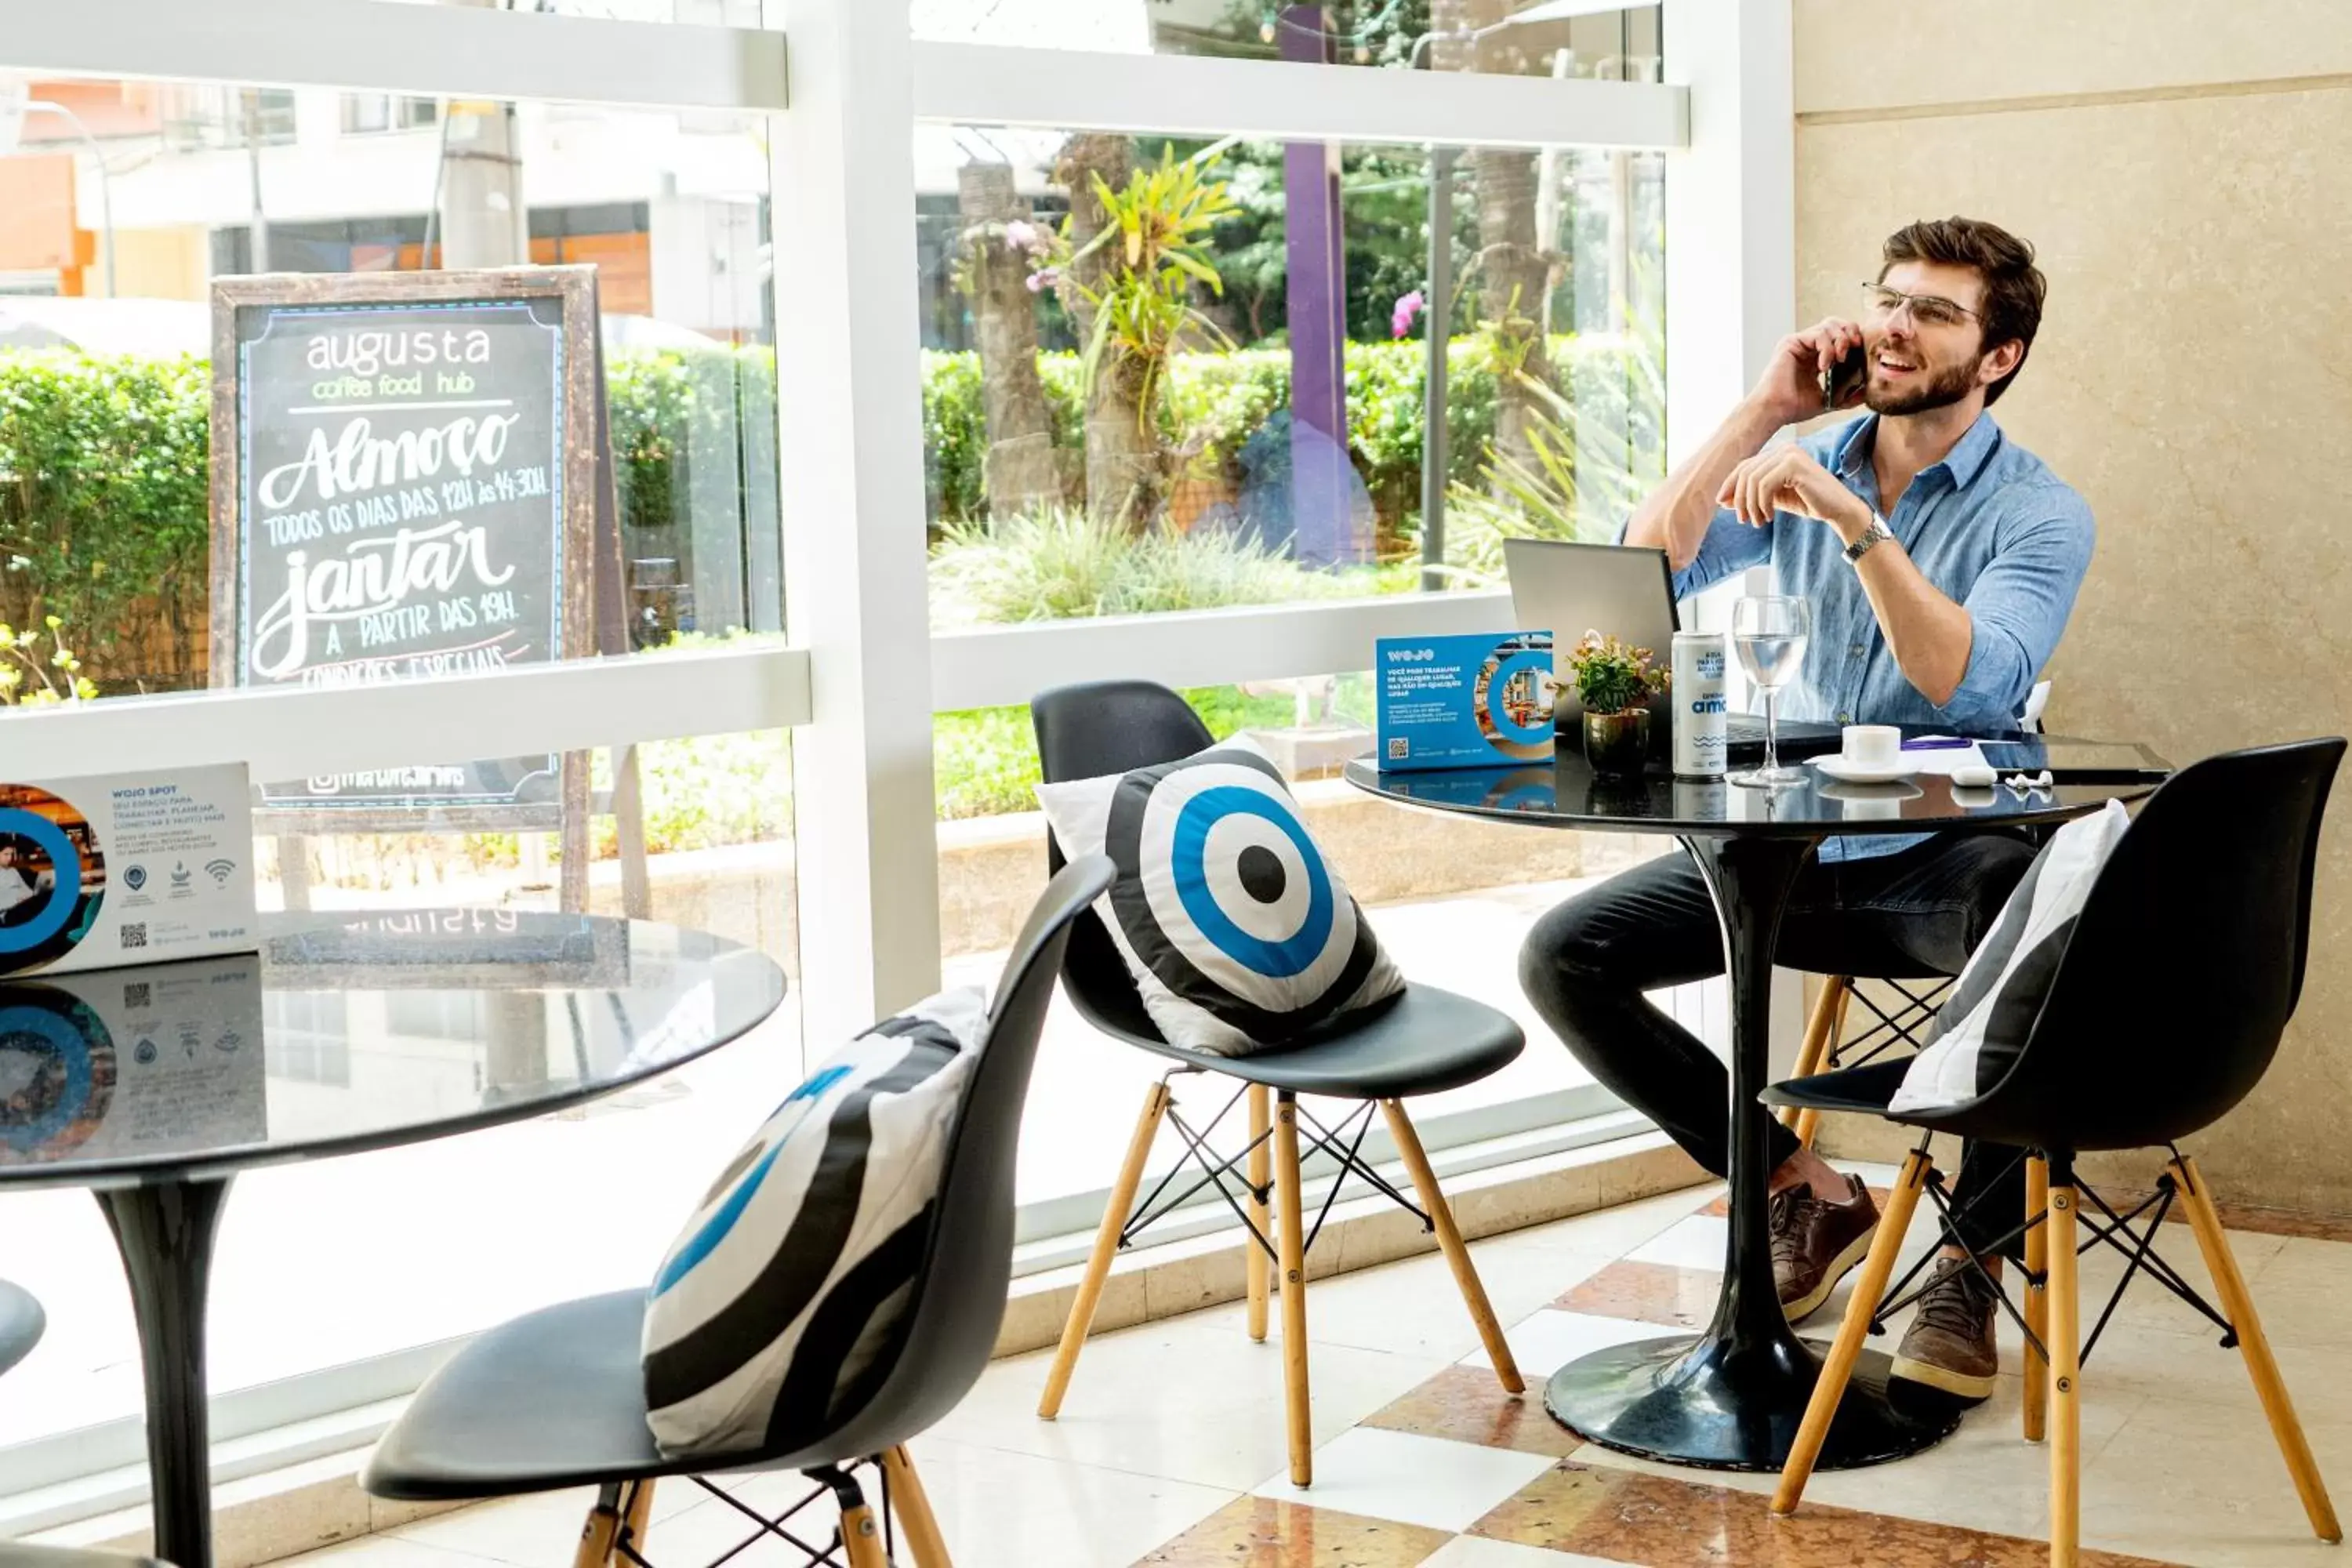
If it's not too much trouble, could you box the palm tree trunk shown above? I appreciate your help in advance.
[1439,0,1559,490]
[1056,133,1155,528]
[956,160,1061,520]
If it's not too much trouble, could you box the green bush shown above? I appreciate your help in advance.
[917,336,1650,539]
[930,505,1408,628]
[0,350,211,684]
[935,685,1301,822]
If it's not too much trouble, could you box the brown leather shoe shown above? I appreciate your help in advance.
[1891,1254,2001,1400]
[1770,1174,1879,1323]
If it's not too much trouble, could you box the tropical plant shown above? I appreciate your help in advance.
[0,615,97,706]
[927,504,1374,628]
[1053,141,1243,431]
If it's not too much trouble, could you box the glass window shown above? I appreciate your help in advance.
[0,80,800,1457]
[922,108,1667,1217]
[913,0,1660,78]
[920,125,1664,631]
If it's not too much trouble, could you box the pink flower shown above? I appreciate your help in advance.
[1391,289,1426,339]
[1004,220,1040,253]
[1025,267,1061,295]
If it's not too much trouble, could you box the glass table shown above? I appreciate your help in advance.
[0,909,788,1568]
[1345,752,2162,1472]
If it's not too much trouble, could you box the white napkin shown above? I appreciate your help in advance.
[1904,739,1990,778]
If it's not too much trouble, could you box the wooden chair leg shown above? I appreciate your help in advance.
[572,1483,626,1568]
[1773,1147,1932,1515]
[2170,1156,2342,1543]
[1780,976,1848,1131]
[880,1446,955,1568]
[1039,1080,1171,1419]
[609,1479,654,1566]
[2049,1180,2081,1568]
[2023,1155,2050,1444]
[1791,982,1852,1149]
[839,1494,890,1568]
[1274,1091,1313,1486]
[1247,1083,1272,1344]
[1380,1098,1523,1394]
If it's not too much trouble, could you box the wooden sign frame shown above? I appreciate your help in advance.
[208,265,604,835]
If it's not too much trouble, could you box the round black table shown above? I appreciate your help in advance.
[0,909,786,1568]
[1345,751,2160,1472]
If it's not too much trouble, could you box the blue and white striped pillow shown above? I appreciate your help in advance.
[641,988,987,1459]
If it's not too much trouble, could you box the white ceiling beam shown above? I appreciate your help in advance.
[913,42,1688,150]
[0,0,789,112]
[0,645,811,782]
[928,592,1515,714]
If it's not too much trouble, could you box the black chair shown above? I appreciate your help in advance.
[1029,680,1527,1487]
[364,855,1118,1568]
[0,1279,43,1379]
[1766,739,2347,1565]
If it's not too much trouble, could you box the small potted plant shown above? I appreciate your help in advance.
[1566,630,1662,779]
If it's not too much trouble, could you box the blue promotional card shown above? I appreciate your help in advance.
[1375,632,1557,771]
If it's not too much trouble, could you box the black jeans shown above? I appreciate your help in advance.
[1519,834,2034,1261]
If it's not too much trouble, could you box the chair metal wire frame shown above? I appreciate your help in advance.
[1862,1134,2238,1380]
[1783,975,1955,1148]
[585,1446,944,1568]
[1114,1067,1432,1266]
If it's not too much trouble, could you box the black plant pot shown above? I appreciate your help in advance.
[1583,709,1651,780]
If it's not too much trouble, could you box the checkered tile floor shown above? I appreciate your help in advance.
[292,1161,2352,1567]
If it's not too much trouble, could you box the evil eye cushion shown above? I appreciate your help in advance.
[1890,799,2132,1114]
[1035,732,1403,1057]
[641,988,986,1460]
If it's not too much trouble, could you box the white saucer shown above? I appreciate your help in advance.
[1809,754,1921,785]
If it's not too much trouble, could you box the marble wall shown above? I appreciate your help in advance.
[1794,1,2352,1207]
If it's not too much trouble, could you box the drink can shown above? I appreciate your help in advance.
[1671,631,1728,778]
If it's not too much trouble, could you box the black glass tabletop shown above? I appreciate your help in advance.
[1343,750,2161,837]
[0,909,787,1188]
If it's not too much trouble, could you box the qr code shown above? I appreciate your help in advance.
[123,982,151,1008]
[1386,737,1410,759]
[122,924,147,950]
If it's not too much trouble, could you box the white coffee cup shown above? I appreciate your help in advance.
[1842,724,1901,768]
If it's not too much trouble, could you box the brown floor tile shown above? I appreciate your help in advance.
[1471,1461,2186,1566]
[1358,1364,1583,1459]
[1132,1495,1453,1566]
[1555,1260,1723,1329]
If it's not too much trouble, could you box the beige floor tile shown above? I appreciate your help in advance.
[1189,1236,1613,1367]
[2079,1392,2352,1566]
[285,1534,510,1568]
[1461,1308,1675,1381]
[1250,1427,1557,1534]
[926,1310,1448,1493]
[1490,1186,1719,1262]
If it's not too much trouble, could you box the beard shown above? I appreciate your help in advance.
[1866,351,1982,416]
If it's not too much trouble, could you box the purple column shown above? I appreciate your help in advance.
[1281,5,1354,568]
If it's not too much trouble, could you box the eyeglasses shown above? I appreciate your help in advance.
[1860,281,1981,330]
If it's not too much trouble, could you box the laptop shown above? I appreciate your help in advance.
[1502,538,1843,760]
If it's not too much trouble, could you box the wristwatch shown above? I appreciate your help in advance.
[1844,514,1894,565]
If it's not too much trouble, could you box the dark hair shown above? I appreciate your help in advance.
[1879,216,2045,406]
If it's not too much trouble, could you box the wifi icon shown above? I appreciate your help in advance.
[203,858,237,886]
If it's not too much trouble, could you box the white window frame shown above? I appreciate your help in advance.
[0,0,1790,1514]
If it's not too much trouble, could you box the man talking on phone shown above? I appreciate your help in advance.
[1520,216,2094,1401]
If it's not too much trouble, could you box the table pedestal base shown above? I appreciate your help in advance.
[1544,1330,1961,1472]
[96,1176,231,1568]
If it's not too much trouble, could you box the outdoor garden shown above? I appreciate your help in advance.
[0,120,1664,894]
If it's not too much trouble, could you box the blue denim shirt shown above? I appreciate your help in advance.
[1674,412,2095,860]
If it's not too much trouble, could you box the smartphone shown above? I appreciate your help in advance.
[1820,343,1868,412]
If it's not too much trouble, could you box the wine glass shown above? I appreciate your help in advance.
[1731,596,1812,789]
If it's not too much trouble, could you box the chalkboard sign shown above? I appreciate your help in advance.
[209,268,604,829]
